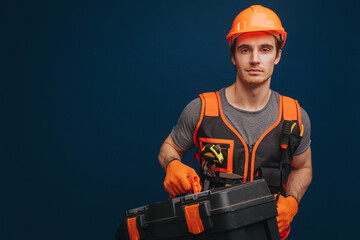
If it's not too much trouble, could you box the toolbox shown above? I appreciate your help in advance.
[117,179,280,240]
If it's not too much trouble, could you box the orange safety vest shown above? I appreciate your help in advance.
[193,91,303,193]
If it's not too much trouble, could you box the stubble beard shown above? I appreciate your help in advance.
[237,71,272,89]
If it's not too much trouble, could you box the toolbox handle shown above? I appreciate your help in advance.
[125,215,146,240]
[127,217,140,240]
[182,201,213,235]
[184,204,205,234]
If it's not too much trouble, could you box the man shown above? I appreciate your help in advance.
[158,5,312,239]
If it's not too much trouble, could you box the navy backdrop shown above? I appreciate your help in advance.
[2,0,360,239]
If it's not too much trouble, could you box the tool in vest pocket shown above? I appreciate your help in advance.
[290,122,304,137]
[280,120,292,150]
[276,120,292,200]
[201,144,224,190]
[201,144,224,166]
[277,120,293,200]
[201,144,224,177]
[200,144,242,190]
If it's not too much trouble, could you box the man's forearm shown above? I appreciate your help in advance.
[286,166,312,203]
[158,134,186,170]
[285,147,312,203]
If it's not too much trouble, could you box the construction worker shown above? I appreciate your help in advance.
[158,5,312,239]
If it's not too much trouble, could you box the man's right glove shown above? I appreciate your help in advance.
[164,160,201,198]
[276,195,298,239]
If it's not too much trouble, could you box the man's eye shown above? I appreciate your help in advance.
[262,48,271,53]
[241,49,249,53]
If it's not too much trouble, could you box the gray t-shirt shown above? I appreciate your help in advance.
[171,88,311,155]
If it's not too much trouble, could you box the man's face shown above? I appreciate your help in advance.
[231,32,281,87]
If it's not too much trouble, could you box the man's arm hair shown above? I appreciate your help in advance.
[286,147,312,203]
[158,134,187,170]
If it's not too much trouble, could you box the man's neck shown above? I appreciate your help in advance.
[225,79,272,112]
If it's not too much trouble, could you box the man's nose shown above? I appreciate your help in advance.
[250,51,260,65]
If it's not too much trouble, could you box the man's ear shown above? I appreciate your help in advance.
[231,54,236,66]
[274,49,282,65]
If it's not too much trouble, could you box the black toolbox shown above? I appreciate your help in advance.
[117,179,280,240]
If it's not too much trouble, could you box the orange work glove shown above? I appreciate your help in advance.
[276,195,298,233]
[164,160,201,198]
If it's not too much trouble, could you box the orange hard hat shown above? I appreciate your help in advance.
[226,5,287,48]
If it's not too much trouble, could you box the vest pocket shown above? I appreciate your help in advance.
[257,167,287,194]
[289,133,302,157]
[199,137,234,173]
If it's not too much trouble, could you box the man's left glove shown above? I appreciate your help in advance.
[276,195,298,233]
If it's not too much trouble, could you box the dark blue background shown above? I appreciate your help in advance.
[2,0,359,239]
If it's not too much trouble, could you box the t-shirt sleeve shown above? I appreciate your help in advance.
[170,98,202,151]
[294,107,311,155]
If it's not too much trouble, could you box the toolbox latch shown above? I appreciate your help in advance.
[184,204,205,234]
[127,217,140,240]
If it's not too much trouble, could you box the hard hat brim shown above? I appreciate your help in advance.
[227,29,287,48]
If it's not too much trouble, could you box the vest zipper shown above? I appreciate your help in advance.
[247,143,255,182]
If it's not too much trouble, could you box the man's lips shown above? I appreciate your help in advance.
[246,69,263,73]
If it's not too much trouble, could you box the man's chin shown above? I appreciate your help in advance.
[244,78,268,88]
[237,74,270,87]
